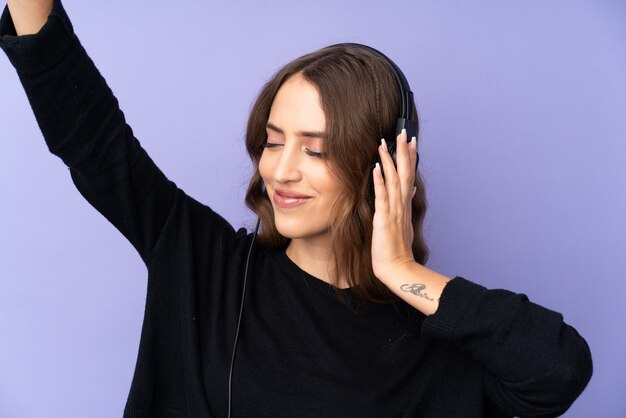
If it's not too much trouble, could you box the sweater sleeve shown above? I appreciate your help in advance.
[0,0,177,265]
[421,276,593,417]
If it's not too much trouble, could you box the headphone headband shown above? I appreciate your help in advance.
[323,42,419,168]
[324,42,414,119]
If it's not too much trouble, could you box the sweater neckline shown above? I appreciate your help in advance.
[272,249,355,297]
[270,249,409,315]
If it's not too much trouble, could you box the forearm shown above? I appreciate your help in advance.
[6,0,53,35]
[379,262,451,315]
[420,276,593,415]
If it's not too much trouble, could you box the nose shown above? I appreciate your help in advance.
[273,144,302,183]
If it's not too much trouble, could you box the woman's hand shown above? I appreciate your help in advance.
[7,0,54,36]
[371,128,417,282]
[371,129,451,314]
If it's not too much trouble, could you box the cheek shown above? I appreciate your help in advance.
[326,173,346,206]
[313,171,343,201]
[317,164,342,193]
[328,181,344,202]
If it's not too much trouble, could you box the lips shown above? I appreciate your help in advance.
[276,189,311,199]
[273,189,312,208]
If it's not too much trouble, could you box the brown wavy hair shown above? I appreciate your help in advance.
[245,44,429,304]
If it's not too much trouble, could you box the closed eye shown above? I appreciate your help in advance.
[304,148,325,159]
[261,142,325,159]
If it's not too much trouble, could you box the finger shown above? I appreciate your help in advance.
[378,138,401,216]
[408,135,417,205]
[395,129,413,204]
[372,161,388,216]
[409,136,417,176]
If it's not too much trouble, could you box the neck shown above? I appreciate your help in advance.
[285,237,349,289]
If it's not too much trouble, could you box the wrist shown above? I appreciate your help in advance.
[380,262,452,316]
[7,0,54,36]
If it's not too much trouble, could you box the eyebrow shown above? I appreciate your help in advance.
[266,122,327,139]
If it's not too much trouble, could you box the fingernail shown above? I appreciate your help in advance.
[402,128,407,138]
[412,186,417,197]
[411,136,417,149]
[381,138,388,152]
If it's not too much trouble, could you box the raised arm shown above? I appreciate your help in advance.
[6,0,53,35]
[1,0,178,264]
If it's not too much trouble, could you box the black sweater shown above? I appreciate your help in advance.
[0,1,592,417]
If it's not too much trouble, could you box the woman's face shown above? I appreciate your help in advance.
[259,73,343,245]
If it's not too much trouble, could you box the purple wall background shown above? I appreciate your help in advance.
[1,0,624,416]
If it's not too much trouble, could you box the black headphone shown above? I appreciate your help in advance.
[227,43,417,417]
[326,42,420,169]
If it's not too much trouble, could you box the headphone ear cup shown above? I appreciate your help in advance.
[367,139,397,206]
[387,136,420,170]
[386,140,398,168]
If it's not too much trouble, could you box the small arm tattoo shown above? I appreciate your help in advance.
[400,283,434,301]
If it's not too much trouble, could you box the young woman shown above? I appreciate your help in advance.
[1,0,592,417]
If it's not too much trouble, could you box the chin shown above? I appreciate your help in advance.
[274,219,307,240]
[273,216,329,242]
